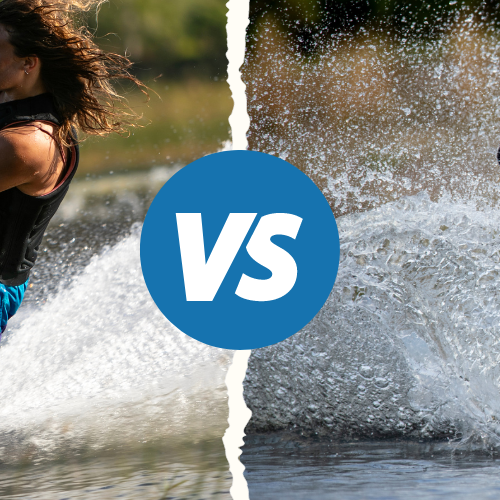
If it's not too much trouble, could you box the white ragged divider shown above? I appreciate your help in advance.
[224,0,252,499]
[223,350,252,500]
[226,0,250,151]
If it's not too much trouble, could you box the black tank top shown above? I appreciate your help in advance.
[0,93,79,286]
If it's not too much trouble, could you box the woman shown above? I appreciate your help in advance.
[0,0,144,334]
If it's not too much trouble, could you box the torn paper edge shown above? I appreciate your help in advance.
[226,0,250,152]
[223,350,252,500]
[223,0,252,499]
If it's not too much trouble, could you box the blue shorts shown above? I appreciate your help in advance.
[0,280,28,334]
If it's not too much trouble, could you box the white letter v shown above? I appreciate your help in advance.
[176,213,257,301]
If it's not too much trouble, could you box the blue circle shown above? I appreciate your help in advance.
[140,150,340,350]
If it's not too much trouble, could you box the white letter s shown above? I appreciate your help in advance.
[235,213,302,301]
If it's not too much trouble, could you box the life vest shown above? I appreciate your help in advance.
[0,93,79,286]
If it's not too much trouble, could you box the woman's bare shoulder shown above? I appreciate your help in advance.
[0,123,64,194]
[0,123,58,169]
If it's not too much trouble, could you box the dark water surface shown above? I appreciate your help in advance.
[243,434,500,499]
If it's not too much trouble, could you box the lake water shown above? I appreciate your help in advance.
[243,434,500,500]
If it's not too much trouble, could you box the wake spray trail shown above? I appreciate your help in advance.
[0,226,231,463]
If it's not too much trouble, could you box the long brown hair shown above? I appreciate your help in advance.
[0,0,146,144]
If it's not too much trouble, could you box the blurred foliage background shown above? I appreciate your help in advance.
[93,0,228,80]
[78,0,231,175]
[248,0,500,49]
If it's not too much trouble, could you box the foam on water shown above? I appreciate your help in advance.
[0,225,231,463]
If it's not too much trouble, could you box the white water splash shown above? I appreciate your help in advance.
[244,20,500,215]
[0,226,231,462]
[245,193,500,448]
[242,13,500,449]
